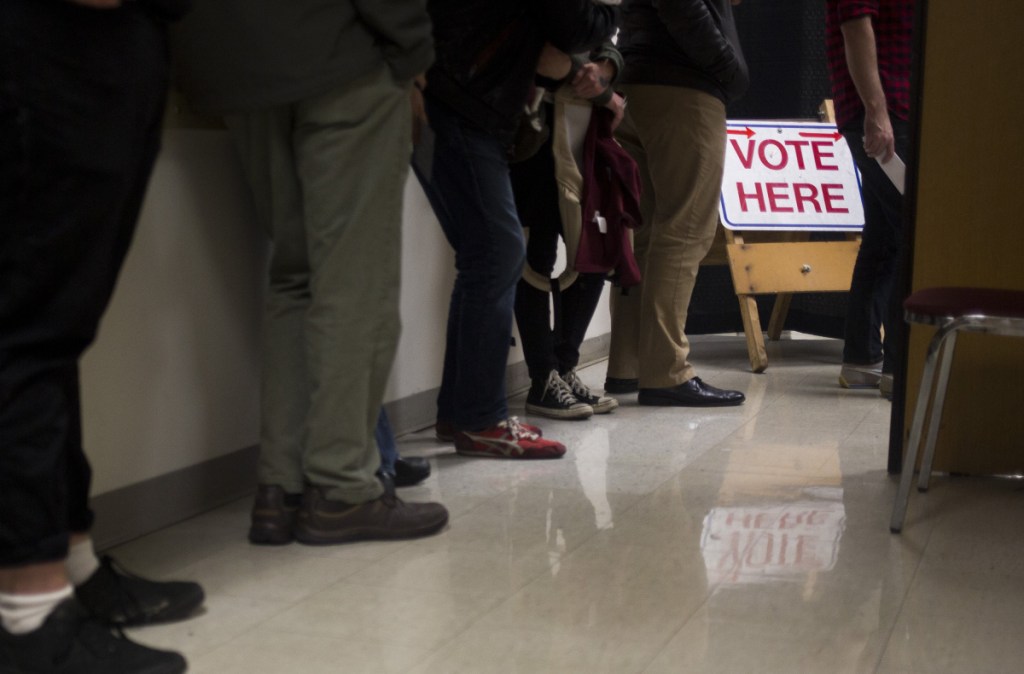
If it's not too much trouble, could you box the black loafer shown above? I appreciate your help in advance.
[604,377,639,394]
[393,457,431,487]
[637,377,745,407]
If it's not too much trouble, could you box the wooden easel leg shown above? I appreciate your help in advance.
[725,228,769,372]
[767,293,793,341]
[737,294,768,373]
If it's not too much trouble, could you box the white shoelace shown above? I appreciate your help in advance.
[545,371,581,406]
[501,416,540,440]
[561,370,594,401]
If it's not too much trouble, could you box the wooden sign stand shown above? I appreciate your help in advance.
[717,101,861,372]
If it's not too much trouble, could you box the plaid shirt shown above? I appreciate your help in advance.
[826,0,914,129]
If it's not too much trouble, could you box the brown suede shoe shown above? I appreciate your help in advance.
[249,484,302,545]
[293,483,449,545]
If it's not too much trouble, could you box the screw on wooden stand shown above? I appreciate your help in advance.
[801,264,812,274]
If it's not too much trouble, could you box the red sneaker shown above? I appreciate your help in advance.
[454,418,565,459]
[436,418,541,443]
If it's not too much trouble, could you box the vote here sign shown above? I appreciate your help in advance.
[719,120,864,232]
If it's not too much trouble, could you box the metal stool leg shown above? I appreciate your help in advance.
[917,330,959,492]
[890,321,951,533]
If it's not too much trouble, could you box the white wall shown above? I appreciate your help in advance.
[82,128,612,496]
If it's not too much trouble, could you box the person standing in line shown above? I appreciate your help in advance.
[828,0,914,398]
[414,0,619,459]
[171,0,449,546]
[1,1,204,672]
[511,42,632,421]
[604,0,749,408]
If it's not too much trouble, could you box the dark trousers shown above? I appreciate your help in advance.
[0,1,169,565]
[510,128,606,381]
[412,100,526,431]
[841,114,910,372]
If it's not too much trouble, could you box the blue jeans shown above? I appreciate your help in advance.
[375,407,398,475]
[412,100,526,430]
[841,114,910,373]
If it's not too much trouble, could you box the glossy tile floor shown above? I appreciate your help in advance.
[112,334,1024,673]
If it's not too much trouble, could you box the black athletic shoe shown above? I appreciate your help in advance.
[75,556,204,628]
[0,598,186,674]
[392,457,432,487]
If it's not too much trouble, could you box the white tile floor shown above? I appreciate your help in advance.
[112,334,1024,673]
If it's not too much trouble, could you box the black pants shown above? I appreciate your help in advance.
[0,0,169,565]
[841,114,910,373]
[510,110,606,382]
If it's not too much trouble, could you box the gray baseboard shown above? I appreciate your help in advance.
[384,332,611,435]
[90,445,259,551]
[91,334,610,550]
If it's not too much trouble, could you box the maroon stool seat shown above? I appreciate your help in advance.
[891,286,1024,532]
[903,286,1024,325]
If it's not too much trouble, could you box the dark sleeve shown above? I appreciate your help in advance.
[590,40,623,84]
[352,0,434,81]
[654,0,739,83]
[529,0,619,55]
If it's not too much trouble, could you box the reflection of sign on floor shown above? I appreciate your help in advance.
[720,121,864,231]
[701,501,846,585]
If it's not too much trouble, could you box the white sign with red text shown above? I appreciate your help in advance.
[719,120,864,232]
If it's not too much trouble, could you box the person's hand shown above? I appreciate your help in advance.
[66,0,122,8]
[605,92,626,131]
[571,61,614,100]
[864,107,895,162]
[410,73,428,146]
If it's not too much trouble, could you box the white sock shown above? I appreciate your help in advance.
[0,585,74,634]
[65,538,101,586]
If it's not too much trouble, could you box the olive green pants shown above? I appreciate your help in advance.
[226,65,409,503]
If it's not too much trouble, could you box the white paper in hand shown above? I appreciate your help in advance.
[876,153,905,194]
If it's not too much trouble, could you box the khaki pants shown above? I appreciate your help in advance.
[608,85,726,388]
[226,65,409,503]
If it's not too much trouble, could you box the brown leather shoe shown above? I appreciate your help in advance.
[249,485,302,545]
[293,483,448,545]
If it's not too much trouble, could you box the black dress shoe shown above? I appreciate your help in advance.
[637,377,745,407]
[393,457,431,487]
[604,377,639,394]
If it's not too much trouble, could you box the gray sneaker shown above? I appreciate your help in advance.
[839,361,883,389]
[293,483,448,545]
[561,369,618,414]
[880,373,894,400]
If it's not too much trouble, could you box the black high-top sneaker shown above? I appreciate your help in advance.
[561,369,619,414]
[525,370,593,420]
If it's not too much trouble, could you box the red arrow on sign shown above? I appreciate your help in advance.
[727,126,755,139]
[798,131,843,141]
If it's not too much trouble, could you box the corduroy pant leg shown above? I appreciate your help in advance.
[611,85,726,389]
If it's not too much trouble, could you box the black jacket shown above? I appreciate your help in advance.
[425,1,619,146]
[617,0,748,104]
